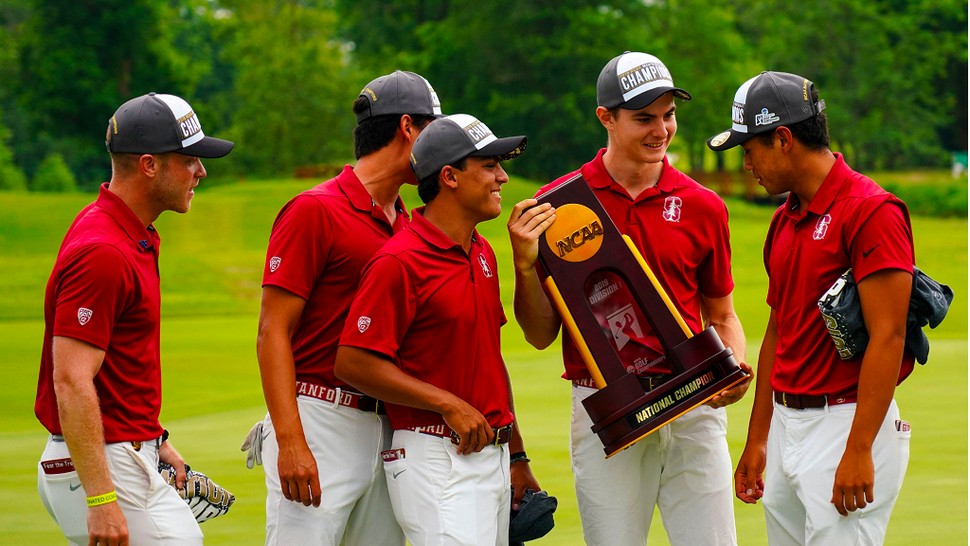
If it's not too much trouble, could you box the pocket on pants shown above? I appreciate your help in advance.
[382,448,409,483]
[38,442,87,543]
[894,419,911,490]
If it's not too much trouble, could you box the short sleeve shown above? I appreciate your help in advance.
[697,198,734,298]
[52,245,130,350]
[850,200,914,281]
[339,254,416,361]
[262,195,333,299]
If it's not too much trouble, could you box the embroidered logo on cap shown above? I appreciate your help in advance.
[357,316,372,333]
[77,308,93,326]
[269,256,281,273]
[755,107,780,126]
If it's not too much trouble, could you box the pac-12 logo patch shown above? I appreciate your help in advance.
[357,316,372,333]
[477,253,493,278]
[77,308,93,326]
[813,214,832,240]
[268,256,282,273]
[662,196,682,222]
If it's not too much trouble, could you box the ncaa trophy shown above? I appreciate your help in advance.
[536,174,749,457]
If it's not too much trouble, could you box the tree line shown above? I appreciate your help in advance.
[0,0,965,192]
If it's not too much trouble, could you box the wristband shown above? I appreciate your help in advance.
[86,491,118,507]
[510,451,531,464]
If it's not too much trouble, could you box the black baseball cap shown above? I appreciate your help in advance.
[105,92,234,158]
[597,51,692,110]
[409,114,526,181]
[509,489,558,544]
[707,71,826,151]
[356,70,443,123]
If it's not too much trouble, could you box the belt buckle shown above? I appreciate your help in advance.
[781,393,789,408]
[493,425,511,446]
[131,441,142,452]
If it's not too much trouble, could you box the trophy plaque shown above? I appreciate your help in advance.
[536,174,749,457]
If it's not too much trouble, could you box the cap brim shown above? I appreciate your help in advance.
[473,136,527,160]
[706,129,756,151]
[620,87,692,110]
[180,136,235,158]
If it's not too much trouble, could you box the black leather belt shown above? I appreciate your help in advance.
[774,391,857,409]
[406,423,514,445]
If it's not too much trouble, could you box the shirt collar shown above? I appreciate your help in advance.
[409,207,480,252]
[582,148,676,196]
[98,183,160,252]
[807,153,850,216]
[336,165,410,222]
[783,153,849,218]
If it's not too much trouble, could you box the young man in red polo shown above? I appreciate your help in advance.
[35,93,234,545]
[707,71,914,545]
[509,51,749,546]
[336,113,531,545]
[254,71,438,546]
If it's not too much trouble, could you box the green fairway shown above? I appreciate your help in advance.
[1,177,965,545]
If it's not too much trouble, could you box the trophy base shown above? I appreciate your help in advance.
[582,327,749,458]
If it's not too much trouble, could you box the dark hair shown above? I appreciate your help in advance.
[352,96,436,159]
[756,87,830,150]
[417,157,468,203]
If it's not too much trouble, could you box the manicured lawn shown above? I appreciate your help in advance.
[1,177,965,545]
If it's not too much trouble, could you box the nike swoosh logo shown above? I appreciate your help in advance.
[392,469,406,479]
[863,244,881,258]
[69,483,82,491]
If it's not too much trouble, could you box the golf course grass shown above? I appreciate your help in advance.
[1,175,965,545]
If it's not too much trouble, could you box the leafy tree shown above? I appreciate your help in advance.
[31,153,76,193]
[214,0,358,176]
[0,114,27,191]
[337,0,665,182]
[16,0,200,187]
[732,0,966,170]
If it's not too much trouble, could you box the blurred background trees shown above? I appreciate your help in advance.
[0,0,965,190]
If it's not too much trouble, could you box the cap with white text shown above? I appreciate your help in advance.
[410,114,526,181]
[597,51,691,110]
[707,71,826,151]
[105,93,234,158]
[356,70,443,123]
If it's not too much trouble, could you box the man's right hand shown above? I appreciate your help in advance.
[507,199,555,273]
[441,399,494,455]
[87,501,128,546]
[734,443,767,504]
[277,437,322,507]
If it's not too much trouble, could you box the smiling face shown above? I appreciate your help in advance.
[451,155,509,222]
[151,153,207,214]
[603,92,678,166]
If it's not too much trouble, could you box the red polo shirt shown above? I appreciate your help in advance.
[35,184,164,443]
[765,154,915,396]
[539,150,735,380]
[339,210,513,431]
[262,165,409,389]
